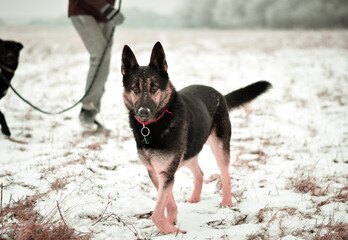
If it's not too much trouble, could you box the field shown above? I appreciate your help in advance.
[0,27,347,239]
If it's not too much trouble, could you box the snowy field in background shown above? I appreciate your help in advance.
[0,27,347,239]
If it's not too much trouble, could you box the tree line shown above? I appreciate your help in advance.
[180,0,348,29]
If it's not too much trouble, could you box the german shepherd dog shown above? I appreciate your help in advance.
[0,39,23,136]
[121,42,271,233]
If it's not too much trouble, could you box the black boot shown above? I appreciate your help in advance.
[79,108,97,125]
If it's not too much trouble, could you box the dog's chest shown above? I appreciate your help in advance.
[139,149,166,164]
[139,147,181,164]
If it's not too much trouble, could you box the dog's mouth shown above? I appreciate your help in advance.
[136,115,150,120]
[135,107,155,123]
[136,116,152,123]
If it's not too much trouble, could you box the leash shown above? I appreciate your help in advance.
[1,26,114,115]
[0,0,122,116]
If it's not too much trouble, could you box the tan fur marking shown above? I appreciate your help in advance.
[122,90,134,110]
[157,82,173,111]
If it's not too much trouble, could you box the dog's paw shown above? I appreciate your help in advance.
[160,225,186,235]
[166,215,177,226]
[220,200,233,208]
[152,214,185,234]
[187,197,200,203]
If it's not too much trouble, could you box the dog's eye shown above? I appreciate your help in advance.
[132,87,140,94]
[150,86,159,93]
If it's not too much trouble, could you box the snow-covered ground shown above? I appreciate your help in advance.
[1,27,347,239]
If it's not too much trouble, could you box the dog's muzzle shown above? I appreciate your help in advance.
[137,107,152,121]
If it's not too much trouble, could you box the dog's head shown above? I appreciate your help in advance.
[0,39,23,98]
[0,39,23,69]
[121,42,174,122]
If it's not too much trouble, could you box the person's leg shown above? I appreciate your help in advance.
[70,15,114,118]
[93,20,114,111]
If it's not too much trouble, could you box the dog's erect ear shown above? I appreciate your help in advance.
[121,45,139,76]
[14,42,23,51]
[149,42,167,72]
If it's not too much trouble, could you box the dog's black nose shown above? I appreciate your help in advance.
[138,107,151,119]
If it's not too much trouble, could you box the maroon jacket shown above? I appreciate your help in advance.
[68,0,115,22]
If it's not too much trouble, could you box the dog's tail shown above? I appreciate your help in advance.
[224,81,272,111]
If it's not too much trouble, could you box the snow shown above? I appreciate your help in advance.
[1,27,347,239]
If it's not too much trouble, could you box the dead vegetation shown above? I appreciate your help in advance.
[0,176,90,240]
[317,186,348,207]
[252,206,348,240]
[0,194,91,240]
[232,149,268,170]
[292,217,348,240]
[287,165,332,196]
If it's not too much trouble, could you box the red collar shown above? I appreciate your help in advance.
[135,109,173,126]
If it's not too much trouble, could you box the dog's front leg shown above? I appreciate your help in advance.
[147,168,178,227]
[151,179,178,233]
[150,156,185,234]
[165,191,177,225]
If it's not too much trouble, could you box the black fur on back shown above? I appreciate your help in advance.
[224,81,272,110]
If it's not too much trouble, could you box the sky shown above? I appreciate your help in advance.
[0,0,182,23]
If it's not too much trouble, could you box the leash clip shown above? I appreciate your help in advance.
[141,123,150,144]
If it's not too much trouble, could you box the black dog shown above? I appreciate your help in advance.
[121,42,271,233]
[0,39,23,136]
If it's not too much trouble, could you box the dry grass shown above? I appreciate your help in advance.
[291,217,348,240]
[312,220,348,240]
[247,230,267,240]
[0,194,91,240]
[289,175,328,196]
[232,150,267,170]
[317,186,348,207]
[0,181,91,240]
[287,166,331,196]
[253,205,348,240]
[50,178,68,192]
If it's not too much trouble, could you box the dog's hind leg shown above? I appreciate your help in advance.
[184,156,204,203]
[0,111,11,136]
[209,131,232,207]
[208,111,232,207]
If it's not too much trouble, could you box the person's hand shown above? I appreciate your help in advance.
[110,12,125,26]
[101,4,125,26]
